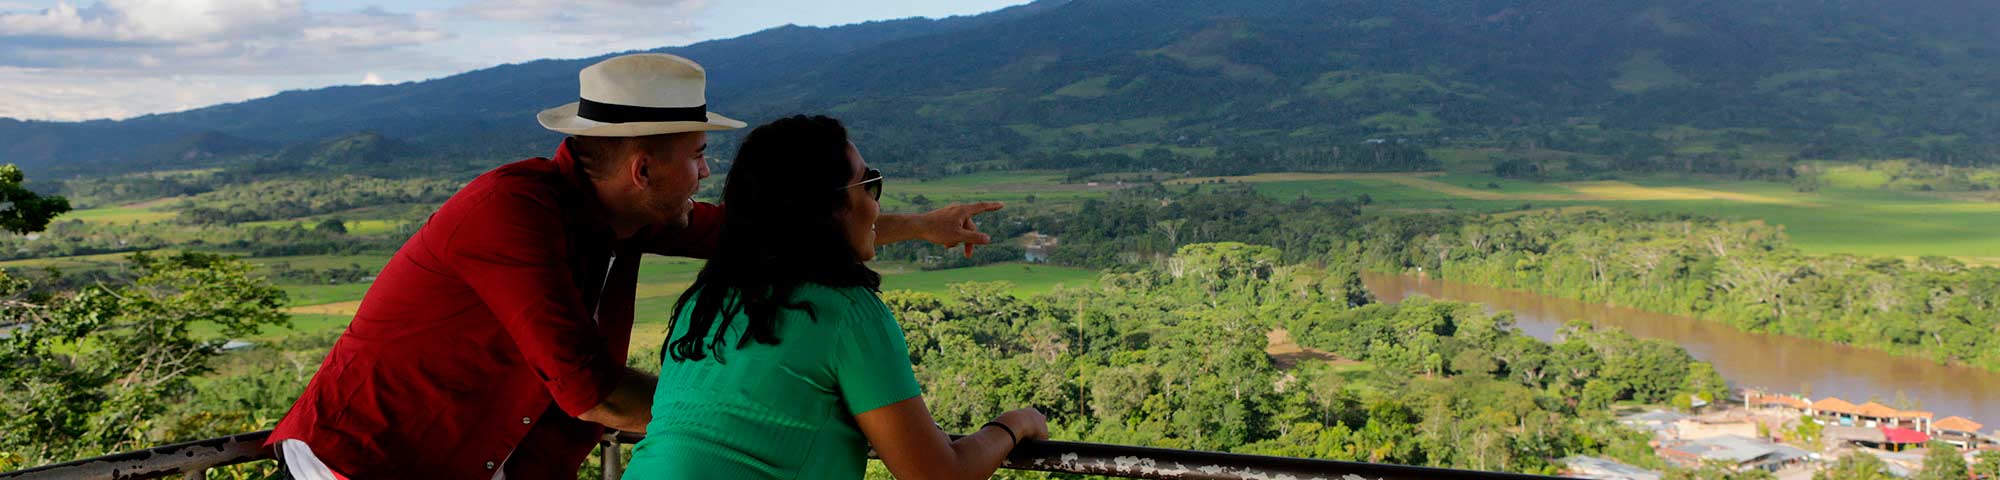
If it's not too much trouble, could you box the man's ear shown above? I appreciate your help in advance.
[626,144,652,188]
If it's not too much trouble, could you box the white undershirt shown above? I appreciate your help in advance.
[281,439,508,480]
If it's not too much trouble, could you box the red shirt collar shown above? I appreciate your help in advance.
[552,138,591,191]
[551,138,625,240]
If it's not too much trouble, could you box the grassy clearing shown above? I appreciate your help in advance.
[1168,172,1445,185]
[1491,206,1611,219]
[61,205,177,224]
[1608,181,2000,258]
[1431,173,1580,195]
[881,170,1129,208]
[880,263,1099,296]
[1047,75,1118,98]
[239,219,406,235]
[1169,172,1587,212]
[1562,181,1813,205]
[287,301,362,316]
[281,283,373,306]
[191,313,353,341]
[119,196,188,209]
[1204,172,2000,259]
[635,257,704,283]
[1070,143,1217,159]
[1170,172,1596,203]
[249,254,392,271]
[0,251,147,270]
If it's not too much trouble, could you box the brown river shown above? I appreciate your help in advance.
[1363,272,2000,426]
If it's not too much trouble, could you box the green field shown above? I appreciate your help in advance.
[0,251,149,270]
[239,218,407,235]
[61,205,177,224]
[251,254,392,271]
[880,170,1129,208]
[1201,172,2000,260]
[282,283,375,306]
[268,258,1100,342]
[1612,181,2000,259]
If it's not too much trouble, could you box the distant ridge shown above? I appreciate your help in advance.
[6,0,1997,178]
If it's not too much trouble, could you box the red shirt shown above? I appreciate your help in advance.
[268,140,721,478]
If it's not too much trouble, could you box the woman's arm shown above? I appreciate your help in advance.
[855,398,1046,480]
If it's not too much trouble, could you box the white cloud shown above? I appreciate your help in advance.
[0,0,302,44]
[453,0,707,42]
[0,66,286,121]
[0,0,728,121]
[0,0,454,73]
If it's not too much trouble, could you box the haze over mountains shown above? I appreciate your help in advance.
[5,0,1997,178]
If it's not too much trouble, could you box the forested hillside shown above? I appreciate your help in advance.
[6,0,1999,179]
[967,186,2000,372]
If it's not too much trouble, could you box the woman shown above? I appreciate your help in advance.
[623,115,1048,479]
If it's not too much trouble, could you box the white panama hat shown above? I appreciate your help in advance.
[537,53,747,137]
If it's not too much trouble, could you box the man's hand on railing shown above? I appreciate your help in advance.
[577,367,658,433]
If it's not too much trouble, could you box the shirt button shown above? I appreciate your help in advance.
[485,461,496,470]
[521,417,532,425]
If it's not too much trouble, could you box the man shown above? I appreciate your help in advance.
[267,53,1002,478]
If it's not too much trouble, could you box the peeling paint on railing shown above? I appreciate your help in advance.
[967,438,1567,480]
[7,430,1573,480]
[0,430,270,480]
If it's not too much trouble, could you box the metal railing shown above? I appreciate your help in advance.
[1,430,1573,480]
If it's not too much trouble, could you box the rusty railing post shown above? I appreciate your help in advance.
[600,431,624,480]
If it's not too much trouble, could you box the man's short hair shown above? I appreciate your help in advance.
[568,134,684,180]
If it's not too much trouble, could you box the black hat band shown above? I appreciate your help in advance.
[577,97,708,124]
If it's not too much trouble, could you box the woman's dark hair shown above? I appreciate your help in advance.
[666,115,881,362]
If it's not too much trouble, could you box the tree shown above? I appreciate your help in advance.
[1581,379,1620,410]
[1817,452,1896,480]
[1794,415,1824,445]
[1919,441,1967,480]
[1972,450,2000,479]
[0,251,289,464]
[1682,362,1728,405]
[314,218,348,235]
[0,164,72,235]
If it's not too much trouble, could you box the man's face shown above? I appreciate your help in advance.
[637,131,709,229]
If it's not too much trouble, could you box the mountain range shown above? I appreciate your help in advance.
[5,0,1998,179]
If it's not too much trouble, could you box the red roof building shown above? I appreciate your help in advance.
[1881,426,1930,445]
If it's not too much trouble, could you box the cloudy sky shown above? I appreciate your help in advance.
[0,0,1031,121]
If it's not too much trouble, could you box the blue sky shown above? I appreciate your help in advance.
[0,0,1032,121]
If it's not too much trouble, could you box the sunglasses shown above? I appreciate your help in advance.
[840,168,883,201]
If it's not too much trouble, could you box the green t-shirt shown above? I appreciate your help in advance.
[622,284,922,480]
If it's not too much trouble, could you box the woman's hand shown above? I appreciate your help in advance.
[992,407,1049,443]
[856,398,1046,480]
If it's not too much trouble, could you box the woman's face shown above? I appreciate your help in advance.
[840,142,879,261]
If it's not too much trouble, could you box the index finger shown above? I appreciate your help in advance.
[957,201,1005,216]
